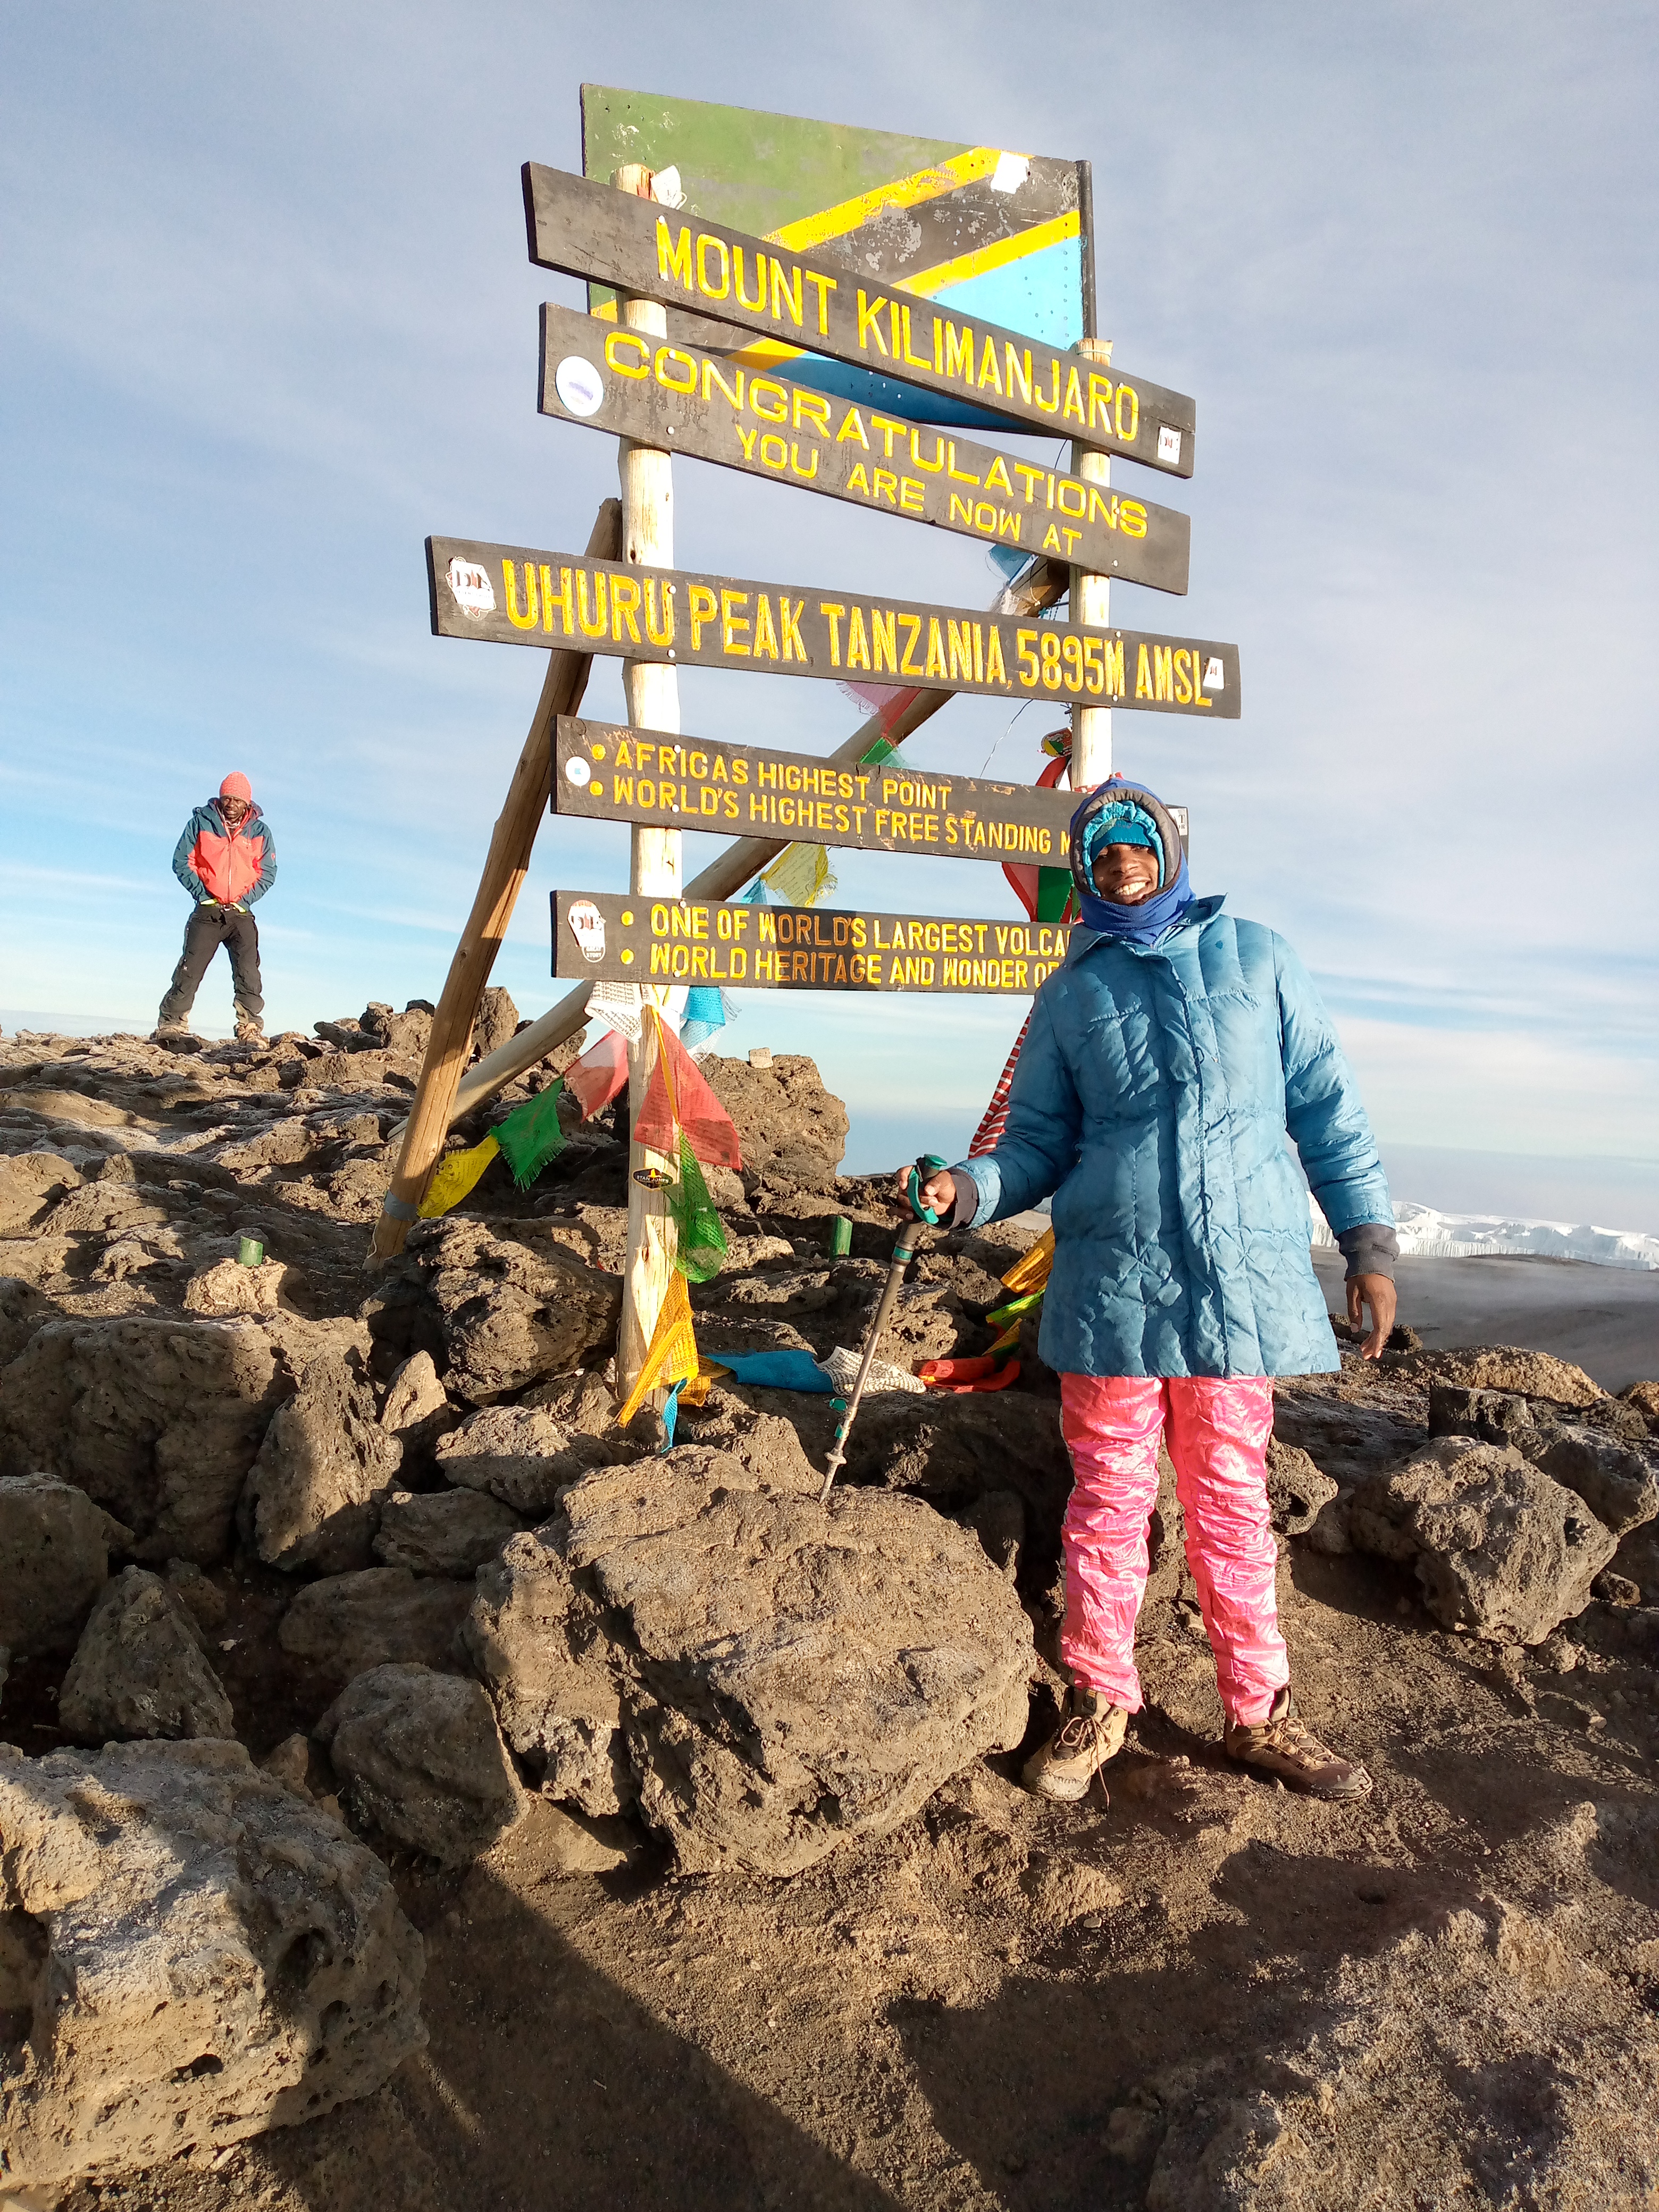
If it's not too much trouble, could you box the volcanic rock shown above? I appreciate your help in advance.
[379,1347,454,1449]
[182,1253,286,1318]
[1348,1438,1619,1644]
[0,1736,424,2189]
[434,1402,616,1516]
[316,1662,526,1866]
[701,1051,848,1204]
[0,1275,54,1365]
[240,1354,402,1574]
[406,1217,621,1403]
[1392,1343,1605,1409]
[1264,1437,1340,1536]
[471,985,520,1061]
[373,1487,522,1578]
[58,1567,234,1743]
[0,1150,81,1235]
[0,1473,130,1659]
[278,1566,473,1693]
[0,1316,291,1564]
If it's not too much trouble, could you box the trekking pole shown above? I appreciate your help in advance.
[819,1157,945,1503]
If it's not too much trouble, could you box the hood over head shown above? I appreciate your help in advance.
[1069,777,1194,946]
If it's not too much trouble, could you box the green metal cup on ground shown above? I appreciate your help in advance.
[237,1235,264,1268]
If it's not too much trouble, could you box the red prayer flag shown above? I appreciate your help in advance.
[563,1029,629,1121]
[632,1020,742,1169]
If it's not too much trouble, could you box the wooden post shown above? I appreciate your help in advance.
[614,164,681,1404]
[407,554,1075,1134]
[1069,334,1115,789]
[368,498,622,1261]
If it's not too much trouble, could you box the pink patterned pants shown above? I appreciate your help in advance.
[1058,1373,1289,1726]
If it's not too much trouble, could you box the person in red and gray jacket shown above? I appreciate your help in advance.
[155,774,277,1043]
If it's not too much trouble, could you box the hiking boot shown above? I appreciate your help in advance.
[1021,1686,1129,1802]
[1224,1687,1371,1799]
[233,1010,265,1044]
[153,1017,194,1044]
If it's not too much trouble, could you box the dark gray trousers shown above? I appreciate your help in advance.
[160,906,264,1021]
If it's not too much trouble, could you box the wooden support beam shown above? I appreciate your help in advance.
[407,555,1074,1135]
[1070,334,1115,789]
[614,162,681,1406]
[367,496,623,1261]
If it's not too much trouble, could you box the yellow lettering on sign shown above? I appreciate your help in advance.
[871,608,898,674]
[1062,365,1086,424]
[688,584,718,651]
[948,620,974,682]
[750,379,787,424]
[696,234,731,299]
[770,260,805,328]
[1004,346,1033,404]
[803,271,837,332]
[604,330,651,378]
[503,559,538,630]
[898,613,923,675]
[1135,644,1154,699]
[1120,500,1148,540]
[753,593,780,661]
[924,617,948,679]
[857,291,890,355]
[576,571,607,639]
[985,628,1008,686]
[911,429,945,475]
[733,246,767,313]
[644,578,674,648]
[847,461,873,497]
[845,607,870,671]
[656,219,693,289]
[655,345,696,393]
[610,573,642,644]
[702,358,743,412]
[721,590,751,655]
[943,321,975,384]
[793,389,831,437]
[984,454,1014,495]
[836,407,870,447]
[977,336,1003,395]
[778,598,806,661]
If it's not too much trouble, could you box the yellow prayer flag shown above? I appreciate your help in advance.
[418,1133,500,1218]
[1000,1225,1055,1295]
[615,1271,700,1427]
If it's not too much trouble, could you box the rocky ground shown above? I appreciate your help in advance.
[2,1001,1657,2210]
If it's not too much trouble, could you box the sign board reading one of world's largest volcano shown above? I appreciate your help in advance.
[539,304,1190,590]
[554,890,1075,995]
[429,541,1239,719]
[523,163,1195,474]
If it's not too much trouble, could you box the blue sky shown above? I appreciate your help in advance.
[3,3,1656,1225]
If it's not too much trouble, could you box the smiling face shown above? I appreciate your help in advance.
[1091,840,1160,906]
[219,794,250,828]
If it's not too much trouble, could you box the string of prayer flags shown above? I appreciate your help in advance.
[562,1028,630,1120]
[679,985,733,1059]
[668,1134,727,1283]
[614,1269,700,1427]
[493,1079,568,1189]
[1000,1225,1055,1296]
[418,1133,500,1218]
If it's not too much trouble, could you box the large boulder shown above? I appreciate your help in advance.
[468,1427,1034,1876]
[0,1317,291,1564]
[405,1219,621,1403]
[0,1473,131,1658]
[0,1276,54,1366]
[1264,1437,1339,1537]
[278,1567,473,1694]
[57,1568,234,1744]
[434,1402,616,1516]
[239,1355,403,1573]
[0,1737,424,2189]
[316,1663,526,1866]
[462,1527,634,1817]
[1349,1439,1618,1644]
[182,1254,286,1319]
[373,1487,521,1578]
[0,1151,81,1235]
[1392,1344,1605,1410]
[379,1348,456,1457]
[700,1052,848,1203]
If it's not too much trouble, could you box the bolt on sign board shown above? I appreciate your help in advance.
[578,86,1095,434]
[540,304,1190,590]
[429,541,1240,720]
[554,716,1188,864]
[524,164,1195,475]
[555,891,1075,996]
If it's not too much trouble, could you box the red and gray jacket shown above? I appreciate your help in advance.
[172,800,277,907]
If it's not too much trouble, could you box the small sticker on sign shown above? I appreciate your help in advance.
[990,151,1030,195]
[554,355,605,417]
[564,757,592,789]
[567,899,607,964]
[1157,425,1183,466]
[1203,657,1225,690]
[447,559,496,620]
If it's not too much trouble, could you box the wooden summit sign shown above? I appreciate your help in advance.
[429,540,1241,720]
[523,164,1196,475]
[554,890,1073,995]
[540,304,1189,591]
[557,715,1080,860]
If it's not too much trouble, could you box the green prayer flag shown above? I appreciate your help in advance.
[494,1079,568,1189]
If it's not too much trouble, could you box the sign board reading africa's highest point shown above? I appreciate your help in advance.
[540,304,1189,591]
[555,891,1074,996]
[523,164,1194,474]
[429,541,1239,720]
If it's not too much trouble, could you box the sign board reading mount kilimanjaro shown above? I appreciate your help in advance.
[523,163,1195,474]
[555,891,1074,995]
[540,304,1188,590]
[554,715,1189,863]
[430,541,1239,720]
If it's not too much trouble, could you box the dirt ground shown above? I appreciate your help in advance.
[5,1024,1658,2210]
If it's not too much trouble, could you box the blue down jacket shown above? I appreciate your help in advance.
[954,896,1394,1378]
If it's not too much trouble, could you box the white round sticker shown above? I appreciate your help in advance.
[564,757,592,787]
[554,355,605,417]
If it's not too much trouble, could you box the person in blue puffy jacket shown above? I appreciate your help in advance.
[905,777,1396,1807]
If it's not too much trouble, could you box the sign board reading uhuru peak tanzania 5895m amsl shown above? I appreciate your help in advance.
[554,891,1074,996]
[429,542,1239,720]
[522,164,1195,473]
[539,304,1189,590]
